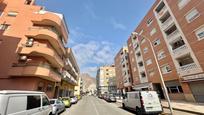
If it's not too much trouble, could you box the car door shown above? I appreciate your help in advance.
[42,95,51,115]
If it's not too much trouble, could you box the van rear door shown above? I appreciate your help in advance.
[140,91,162,113]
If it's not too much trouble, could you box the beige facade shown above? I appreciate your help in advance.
[0,0,79,98]
[96,65,116,94]
[118,0,204,102]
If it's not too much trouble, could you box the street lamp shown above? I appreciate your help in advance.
[131,32,173,115]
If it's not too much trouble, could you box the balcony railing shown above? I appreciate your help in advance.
[157,6,167,18]
[161,17,173,30]
[179,63,197,72]
[167,29,180,39]
[172,44,188,55]
[12,62,62,77]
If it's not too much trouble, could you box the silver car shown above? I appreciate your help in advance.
[50,99,65,115]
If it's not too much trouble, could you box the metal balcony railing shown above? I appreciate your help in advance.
[167,29,180,39]
[172,44,188,55]
[179,63,197,72]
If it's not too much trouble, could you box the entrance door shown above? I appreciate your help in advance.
[189,81,204,103]
[153,83,165,99]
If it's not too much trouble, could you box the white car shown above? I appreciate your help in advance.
[0,90,52,115]
[50,99,65,115]
[122,91,163,115]
[70,96,78,104]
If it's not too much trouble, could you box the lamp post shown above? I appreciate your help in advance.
[131,32,173,115]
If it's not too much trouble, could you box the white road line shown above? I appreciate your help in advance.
[91,99,100,115]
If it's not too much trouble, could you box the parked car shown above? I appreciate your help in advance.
[70,96,78,104]
[76,95,81,100]
[106,94,116,102]
[0,90,52,115]
[122,91,163,115]
[50,99,65,115]
[61,97,71,108]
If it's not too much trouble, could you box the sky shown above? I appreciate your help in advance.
[36,0,155,77]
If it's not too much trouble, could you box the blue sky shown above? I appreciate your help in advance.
[36,0,155,77]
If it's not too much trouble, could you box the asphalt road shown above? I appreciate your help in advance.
[61,96,197,115]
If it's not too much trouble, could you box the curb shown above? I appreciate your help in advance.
[162,106,204,115]
[117,101,204,115]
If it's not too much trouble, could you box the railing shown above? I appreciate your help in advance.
[157,6,167,17]
[167,29,180,39]
[179,63,197,72]
[161,17,173,29]
[172,44,188,55]
[28,26,64,43]
[12,62,62,77]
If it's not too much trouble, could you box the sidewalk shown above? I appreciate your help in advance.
[116,99,204,114]
[162,100,204,115]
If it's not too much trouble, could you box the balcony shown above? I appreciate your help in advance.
[9,63,61,82]
[178,63,201,76]
[32,11,68,43]
[18,44,64,68]
[166,29,180,40]
[26,27,66,55]
[157,6,168,18]
[161,17,174,30]
[172,45,189,58]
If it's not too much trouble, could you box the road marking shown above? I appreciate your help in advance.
[91,99,100,115]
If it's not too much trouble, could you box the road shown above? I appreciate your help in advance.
[61,96,197,115]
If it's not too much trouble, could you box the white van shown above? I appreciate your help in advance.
[0,90,52,115]
[122,91,163,115]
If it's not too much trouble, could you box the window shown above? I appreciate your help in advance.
[153,39,161,46]
[157,50,166,60]
[195,26,204,40]
[8,11,18,17]
[106,73,109,75]
[138,61,143,67]
[0,24,10,31]
[140,72,146,78]
[147,18,153,26]
[106,69,109,71]
[161,64,172,74]
[146,59,152,66]
[143,47,148,53]
[25,0,32,5]
[7,96,26,114]
[47,84,53,92]
[37,82,44,91]
[27,96,41,110]
[150,28,157,36]
[185,8,199,23]
[167,86,183,93]
[178,0,190,10]
[42,95,50,106]
[148,69,155,77]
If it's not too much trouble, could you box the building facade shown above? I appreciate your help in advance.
[124,0,204,102]
[96,65,116,95]
[0,0,79,98]
[114,46,132,94]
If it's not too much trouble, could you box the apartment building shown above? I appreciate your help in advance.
[114,47,132,94]
[125,0,204,102]
[96,65,116,95]
[0,0,79,98]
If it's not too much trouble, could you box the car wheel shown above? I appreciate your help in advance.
[136,107,142,115]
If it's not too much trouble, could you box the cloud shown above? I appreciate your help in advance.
[111,18,127,30]
[72,40,116,77]
[84,2,98,19]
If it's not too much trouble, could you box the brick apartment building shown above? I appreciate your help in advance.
[115,0,204,103]
[0,0,79,98]
[114,47,132,94]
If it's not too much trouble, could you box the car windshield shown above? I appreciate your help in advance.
[50,100,55,104]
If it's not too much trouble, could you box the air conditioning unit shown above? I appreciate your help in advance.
[25,41,33,47]
[19,55,27,61]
